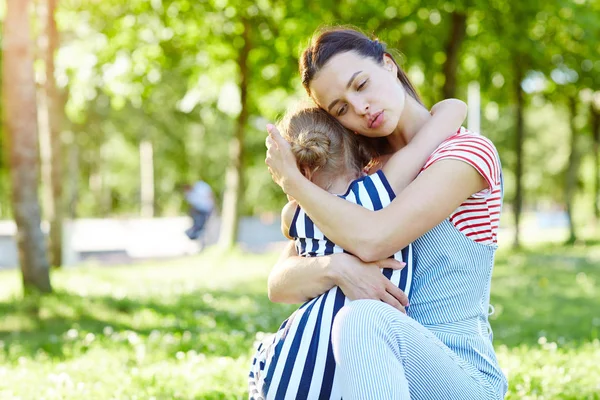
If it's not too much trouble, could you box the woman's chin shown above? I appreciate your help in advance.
[357,120,396,138]
[360,130,389,138]
[370,124,396,138]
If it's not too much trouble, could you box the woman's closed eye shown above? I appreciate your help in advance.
[337,104,347,116]
[357,79,368,91]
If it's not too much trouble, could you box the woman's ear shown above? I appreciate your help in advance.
[382,54,398,75]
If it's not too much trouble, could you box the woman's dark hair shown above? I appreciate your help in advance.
[300,27,422,104]
[299,27,423,156]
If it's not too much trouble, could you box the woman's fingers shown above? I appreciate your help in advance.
[267,124,285,143]
[265,135,277,151]
[376,258,406,270]
[386,282,409,306]
[381,291,406,314]
[267,123,293,156]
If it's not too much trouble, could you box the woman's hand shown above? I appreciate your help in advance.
[331,253,409,313]
[265,124,304,195]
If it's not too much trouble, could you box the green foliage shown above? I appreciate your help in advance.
[0,245,599,399]
[1,0,599,221]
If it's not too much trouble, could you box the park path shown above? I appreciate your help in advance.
[0,215,285,269]
[0,211,573,269]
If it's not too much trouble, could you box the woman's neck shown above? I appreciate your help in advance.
[389,94,432,152]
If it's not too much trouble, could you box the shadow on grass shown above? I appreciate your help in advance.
[0,282,297,362]
[1,245,598,362]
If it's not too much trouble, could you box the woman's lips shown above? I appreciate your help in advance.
[369,111,384,129]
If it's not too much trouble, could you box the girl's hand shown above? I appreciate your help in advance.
[265,124,304,195]
[331,253,409,313]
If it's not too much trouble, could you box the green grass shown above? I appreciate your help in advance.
[0,244,599,399]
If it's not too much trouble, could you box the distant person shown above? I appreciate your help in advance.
[183,180,214,241]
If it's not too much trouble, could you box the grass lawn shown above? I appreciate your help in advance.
[1,244,599,399]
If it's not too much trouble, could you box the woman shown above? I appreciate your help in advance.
[265,28,508,399]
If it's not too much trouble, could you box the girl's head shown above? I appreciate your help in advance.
[300,27,422,139]
[279,107,373,189]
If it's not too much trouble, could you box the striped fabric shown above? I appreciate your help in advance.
[331,300,501,400]
[329,216,509,399]
[249,170,414,400]
[328,134,509,399]
[421,127,502,245]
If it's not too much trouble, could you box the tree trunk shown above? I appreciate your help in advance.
[591,103,600,222]
[565,96,579,244]
[3,0,52,293]
[140,139,154,218]
[442,12,467,99]
[36,0,64,267]
[512,62,524,249]
[66,132,79,219]
[46,0,64,267]
[218,18,250,249]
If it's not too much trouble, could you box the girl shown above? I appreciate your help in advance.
[251,99,466,399]
[265,28,508,400]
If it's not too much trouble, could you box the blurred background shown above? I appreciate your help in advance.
[0,0,599,399]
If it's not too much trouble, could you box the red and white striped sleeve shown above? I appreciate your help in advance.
[421,129,501,198]
[421,128,503,245]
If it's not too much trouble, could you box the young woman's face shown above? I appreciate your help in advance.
[309,51,406,138]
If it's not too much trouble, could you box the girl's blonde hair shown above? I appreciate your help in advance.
[279,107,374,177]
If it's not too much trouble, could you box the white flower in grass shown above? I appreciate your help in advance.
[538,336,547,345]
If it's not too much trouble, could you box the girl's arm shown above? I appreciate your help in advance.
[382,99,466,193]
[265,127,488,262]
[280,200,297,240]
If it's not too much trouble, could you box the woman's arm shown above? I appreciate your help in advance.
[267,241,335,303]
[265,127,487,262]
[267,242,408,310]
[383,99,466,193]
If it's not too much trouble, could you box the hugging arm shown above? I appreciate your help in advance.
[266,100,469,305]
[272,201,408,308]
[267,241,337,303]
[272,201,340,303]
[382,99,466,191]
[266,126,488,262]
[268,241,409,310]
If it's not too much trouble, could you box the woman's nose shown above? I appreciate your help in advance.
[350,97,369,115]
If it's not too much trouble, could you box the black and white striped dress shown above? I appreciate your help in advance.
[249,170,413,400]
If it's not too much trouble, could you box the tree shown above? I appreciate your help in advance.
[3,0,52,293]
[218,17,250,249]
[592,103,600,222]
[565,95,580,243]
[442,11,467,99]
[512,58,525,249]
[37,0,65,267]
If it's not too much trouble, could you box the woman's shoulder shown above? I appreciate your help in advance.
[422,128,503,245]
[422,127,501,192]
[430,127,499,157]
